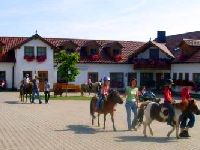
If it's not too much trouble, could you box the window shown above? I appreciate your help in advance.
[179,73,183,80]
[149,48,159,59]
[173,73,177,80]
[127,73,137,86]
[66,48,74,54]
[185,73,189,81]
[37,47,46,56]
[193,73,200,83]
[90,48,97,55]
[0,71,5,81]
[140,73,154,87]
[110,73,124,88]
[113,49,120,55]
[23,71,32,80]
[88,72,98,83]
[164,73,170,80]
[24,46,34,56]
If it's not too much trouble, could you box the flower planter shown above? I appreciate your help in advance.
[24,55,35,62]
[36,56,47,62]
[113,54,122,62]
[89,54,100,61]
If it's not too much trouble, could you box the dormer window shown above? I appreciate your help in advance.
[66,48,74,54]
[0,41,5,53]
[0,46,3,52]
[113,49,121,55]
[60,40,78,55]
[90,48,97,55]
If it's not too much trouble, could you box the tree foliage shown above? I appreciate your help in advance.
[55,50,80,82]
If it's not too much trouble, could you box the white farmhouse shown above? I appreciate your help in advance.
[0,31,200,94]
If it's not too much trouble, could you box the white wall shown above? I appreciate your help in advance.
[171,63,200,81]
[0,63,14,88]
[73,63,135,87]
[14,39,57,89]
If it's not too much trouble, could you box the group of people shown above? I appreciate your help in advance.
[95,76,198,137]
[22,74,50,104]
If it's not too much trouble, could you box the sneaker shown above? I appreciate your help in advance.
[185,131,191,137]
[179,130,190,137]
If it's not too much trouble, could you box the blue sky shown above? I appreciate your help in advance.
[0,0,200,41]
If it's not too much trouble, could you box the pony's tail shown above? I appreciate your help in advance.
[90,98,96,119]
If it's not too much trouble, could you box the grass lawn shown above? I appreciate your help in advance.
[40,95,92,100]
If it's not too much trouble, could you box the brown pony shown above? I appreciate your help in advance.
[142,100,200,139]
[90,90,123,131]
[19,82,33,103]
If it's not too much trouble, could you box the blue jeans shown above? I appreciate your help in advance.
[180,112,195,128]
[125,101,138,130]
[96,94,105,109]
[163,102,174,124]
[32,88,42,103]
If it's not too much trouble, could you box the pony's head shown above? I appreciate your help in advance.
[107,90,123,104]
[188,99,200,115]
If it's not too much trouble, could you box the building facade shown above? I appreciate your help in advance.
[0,31,200,93]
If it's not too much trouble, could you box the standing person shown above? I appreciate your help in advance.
[88,76,92,89]
[31,76,42,104]
[125,78,139,131]
[179,84,195,137]
[138,86,146,102]
[44,78,50,104]
[163,79,175,126]
[96,76,110,110]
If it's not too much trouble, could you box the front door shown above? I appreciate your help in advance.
[38,71,48,91]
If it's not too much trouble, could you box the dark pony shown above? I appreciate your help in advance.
[90,90,123,131]
[19,82,33,103]
[81,82,101,96]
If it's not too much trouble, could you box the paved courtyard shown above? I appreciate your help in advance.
[1,92,200,150]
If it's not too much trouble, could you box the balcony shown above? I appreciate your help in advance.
[133,58,171,70]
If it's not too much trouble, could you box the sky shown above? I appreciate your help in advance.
[0,0,200,41]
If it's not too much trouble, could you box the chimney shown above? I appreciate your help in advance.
[157,31,166,43]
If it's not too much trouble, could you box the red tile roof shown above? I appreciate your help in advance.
[0,35,144,63]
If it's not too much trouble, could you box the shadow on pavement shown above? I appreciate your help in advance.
[4,101,30,104]
[115,135,177,143]
[55,125,98,134]
[55,125,128,134]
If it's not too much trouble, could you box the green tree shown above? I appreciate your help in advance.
[55,50,80,95]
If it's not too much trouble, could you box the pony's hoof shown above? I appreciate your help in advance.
[176,135,180,139]
[167,133,170,137]
[113,128,117,132]
[150,132,153,136]
[144,135,147,138]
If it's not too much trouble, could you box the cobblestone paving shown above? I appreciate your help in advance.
[0,92,200,150]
